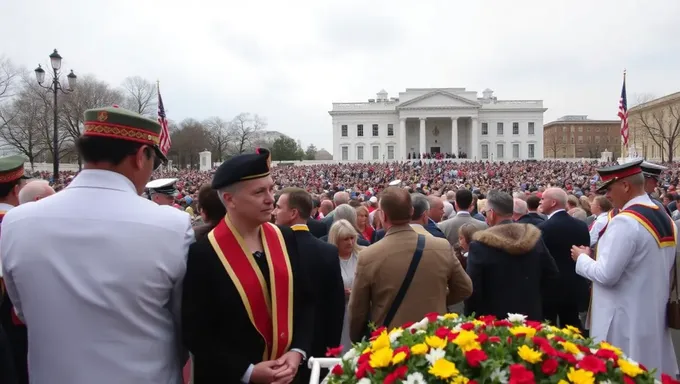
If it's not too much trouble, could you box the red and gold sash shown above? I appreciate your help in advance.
[618,203,677,248]
[207,215,293,360]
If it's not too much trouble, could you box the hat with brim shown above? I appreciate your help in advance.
[640,161,667,180]
[211,148,272,190]
[146,178,179,197]
[595,159,643,192]
[0,155,29,184]
[83,106,167,163]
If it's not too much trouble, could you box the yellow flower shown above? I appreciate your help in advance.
[557,381,569,384]
[559,341,581,355]
[517,345,543,364]
[362,346,371,354]
[428,359,459,379]
[451,376,470,384]
[618,359,644,377]
[425,335,447,349]
[564,324,582,335]
[371,331,390,351]
[472,320,486,327]
[600,341,623,356]
[389,327,403,336]
[369,347,393,368]
[546,333,556,340]
[567,367,595,384]
[444,313,459,320]
[510,325,537,338]
[452,330,481,352]
[391,351,407,365]
[411,343,428,355]
[547,325,561,333]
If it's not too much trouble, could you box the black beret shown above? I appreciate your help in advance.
[212,148,272,189]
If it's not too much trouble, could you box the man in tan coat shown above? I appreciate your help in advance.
[348,187,472,341]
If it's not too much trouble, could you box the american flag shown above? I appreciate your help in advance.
[618,72,629,147]
[157,84,171,155]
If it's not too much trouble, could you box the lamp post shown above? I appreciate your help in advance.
[35,49,77,178]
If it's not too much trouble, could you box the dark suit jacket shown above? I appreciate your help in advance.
[291,228,344,382]
[425,219,447,239]
[182,225,313,383]
[306,218,328,239]
[517,212,545,226]
[538,211,590,310]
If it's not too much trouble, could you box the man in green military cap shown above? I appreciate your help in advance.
[0,154,29,384]
[1,106,194,384]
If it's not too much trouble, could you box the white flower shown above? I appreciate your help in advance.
[507,313,527,323]
[409,317,429,331]
[590,348,599,355]
[356,379,371,384]
[575,352,584,361]
[415,329,426,335]
[403,372,427,384]
[389,329,403,343]
[451,324,463,332]
[599,381,614,384]
[490,367,509,384]
[342,348,357,360]
[425,348,446,366]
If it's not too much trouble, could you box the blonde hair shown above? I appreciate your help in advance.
[458,223,481,245]
[355,205,369,217]
[328,219,363,255]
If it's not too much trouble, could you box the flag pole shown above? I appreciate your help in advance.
[623,69,629,159]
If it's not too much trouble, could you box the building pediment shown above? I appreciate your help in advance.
[397,90,481,110]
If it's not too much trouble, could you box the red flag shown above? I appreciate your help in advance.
[618,71,629,146]
[157,83,171,155]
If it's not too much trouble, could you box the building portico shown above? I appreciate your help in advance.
[330,88,546,161]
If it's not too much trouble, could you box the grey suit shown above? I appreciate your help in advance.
[438,211,488,247]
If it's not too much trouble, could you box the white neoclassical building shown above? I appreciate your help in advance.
[329,88,547,161]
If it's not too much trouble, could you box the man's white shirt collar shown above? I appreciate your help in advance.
[547,209,566,219]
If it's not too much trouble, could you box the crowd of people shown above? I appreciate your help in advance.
[2,105,680,384]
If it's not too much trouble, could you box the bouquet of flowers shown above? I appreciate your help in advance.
[325,313,677,384]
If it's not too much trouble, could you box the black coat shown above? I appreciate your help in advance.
[306,218,328,239]
[291,228,345,382]
[517,213,545,226]
[182,225,313,383]
[0,291,26,384]
[464,222,559,321]
[538,211,591,310]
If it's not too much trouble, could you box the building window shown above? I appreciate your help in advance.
[497,144,504,159]
[387,145,394,160]
[571,136,574,144]
[387,124,394,136]
[528,122,535,135]
[341,146,348,160]
[357,124,364,137]
[528,144,535,159]
[481,144,489,159]
[513,143,520,158]
[595,136,600,143]
[341,125,348,137]
[578,136,583,144]
[372,145,379,160]
[595,126,600,132]
[357,146,364,160]
[497,122,504,135]
[562,126,567,132]
[481,122,488,135]
[512,122,519,135]
[372,124,379,137]
[578,126,583,132]
[563,135,567,143]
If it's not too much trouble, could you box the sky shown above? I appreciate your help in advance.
[1,0,679,153]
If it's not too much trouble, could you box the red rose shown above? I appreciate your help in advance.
[401,321,415,329]
[357,352,370,365]
[325,346,343,357]
[662,373,680,384]
[465,349,488,368]
[493,319,512,327]
[623,376,636,384]
[594,348,618,360]
[332,364,344,376]
[639,363,648,372]
[461,322,476,331]
[531,336,549,347]
[355,363,374,379]
[477,333,488,344]
[370,326,386,339]
[539,343,558,357]
[435,326,451,339]
[509,363,535,384]
[478,315,496,323]
[552,335,566,343]
[489,336,501,343]
[541,358,558,375]
[425,312,439,322]
[556,351,577,364]
[392,346,410,360]
[447,332,459,342]
[577,355,607,374]
[577,344,592,355]
[525,320,543,330]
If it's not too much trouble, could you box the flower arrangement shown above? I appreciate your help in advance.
[325,313,678,384]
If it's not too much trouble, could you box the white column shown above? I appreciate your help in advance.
[419,118,427,156]
[471,117,479,160]
[399,118,407,160]
[451,117,458,157]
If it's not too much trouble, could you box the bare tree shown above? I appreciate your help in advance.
[203,116,232,162]
[60,75,124,169]
[545,127,565,158]
[0,79,50,169]
[120,76,156,116]
[167,119,211,168]
[635,101,680,162]
[229,113,266,155]
[0,56,18,101]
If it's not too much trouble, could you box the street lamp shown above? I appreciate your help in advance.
[34,49,77,178]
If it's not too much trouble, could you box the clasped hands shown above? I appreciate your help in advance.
[570,245,591,262]
[251,351,302,384]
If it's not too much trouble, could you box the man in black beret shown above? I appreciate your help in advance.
[182,148,313,383]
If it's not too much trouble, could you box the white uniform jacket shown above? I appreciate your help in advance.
[576,194,678,378]
[0,170,194,384]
